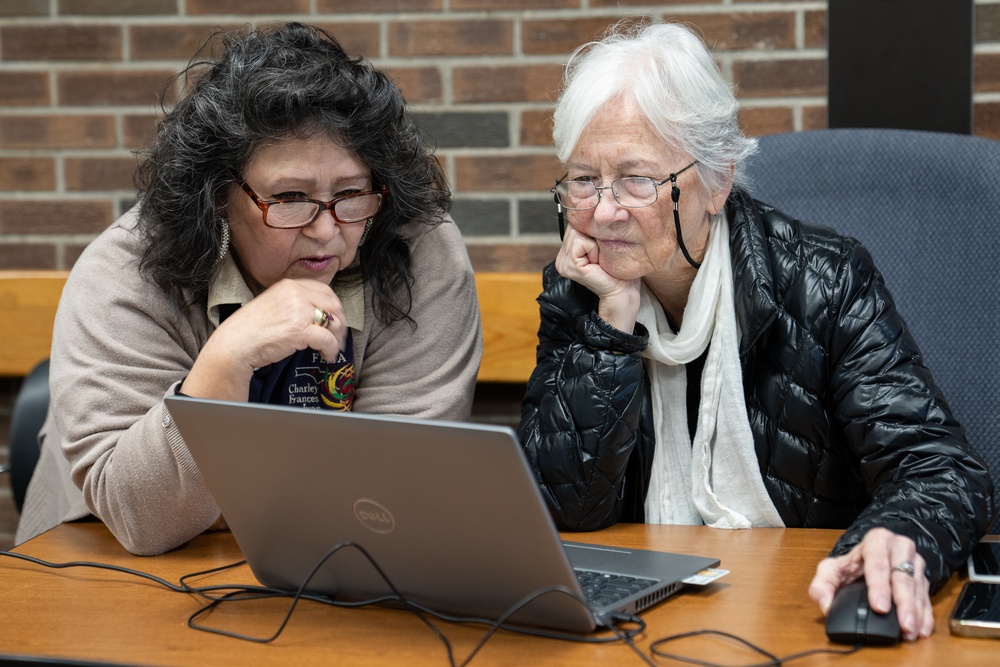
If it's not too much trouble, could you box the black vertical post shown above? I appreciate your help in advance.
[828,0,974,134]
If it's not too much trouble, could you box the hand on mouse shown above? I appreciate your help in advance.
[808,527,934,642]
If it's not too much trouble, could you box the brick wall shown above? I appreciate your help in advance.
[2,1,1000,547]
[2,0,1000,269]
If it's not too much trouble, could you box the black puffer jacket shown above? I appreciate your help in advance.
[518,189,994,593]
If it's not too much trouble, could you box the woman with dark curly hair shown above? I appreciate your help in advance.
[16,23,482,555]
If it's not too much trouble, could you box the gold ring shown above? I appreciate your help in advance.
[312,307,332,328]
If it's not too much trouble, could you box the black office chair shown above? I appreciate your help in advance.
[4,359,48,513]
[745,128,1000,532]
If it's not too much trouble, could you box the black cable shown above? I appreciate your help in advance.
[177,558,251,589]
[0,549,198,592]
[648,629,862,667]
[0,549,865,667]
[607,613,658,667]
[184,541,458,663]
[445,585,643,666]
[179,543,641,666]
[0,546,643,665]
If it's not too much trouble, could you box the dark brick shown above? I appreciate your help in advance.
[316,0,442,12]
[977,4,1000,42]
[1,25,122,61]
[310,22,381,58]
[568,13,794,54]
[64,157,139,192]
[0,0,48,17]
[58,70,178,107]
[734,58,827,98]
[591,0,700,6]
[455,153,559,192]
[130,24,243,61]
[696,12,796,50]
[0,72,50,106]
[382,67,443,104]
[974,102,1000,140]
[0,115,117,150]
[802,105,827,131]
[186,0,309,14]
[520,109,553,148]
[59,0,178,15]
[453,64,563,104]
[123,114,161,150]
[518,198,559,236]
[413,112,508,149]
[0,158,55,191]
[805,10,827,48]
[389,20,512,57]
[450,199,511,236]
[0,244,57,269]
[523,17,627,55]
[0,200,114,235]
[739,106,794,137]
[976,53,1000,93]
[64,242,94,269]
[454,0,573,8]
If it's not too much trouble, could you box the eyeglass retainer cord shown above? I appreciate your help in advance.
[553,163,702,270]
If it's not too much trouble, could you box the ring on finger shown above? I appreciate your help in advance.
[312,307,333,329]
[892,560,916,577]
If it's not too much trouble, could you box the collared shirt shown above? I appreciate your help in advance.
[206,253,362,411]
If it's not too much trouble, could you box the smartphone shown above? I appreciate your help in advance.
[968,539,1000,583]
[950,582,1000,638]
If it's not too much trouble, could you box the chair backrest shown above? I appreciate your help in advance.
[8,359,48,512]
[745,128,1000,531]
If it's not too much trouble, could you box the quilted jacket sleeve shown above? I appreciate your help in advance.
[823,239,995,592]
[517,263,650,531]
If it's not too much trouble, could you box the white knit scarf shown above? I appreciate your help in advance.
[636,213,784,529]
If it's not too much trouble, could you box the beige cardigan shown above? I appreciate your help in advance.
[16,207,482,554]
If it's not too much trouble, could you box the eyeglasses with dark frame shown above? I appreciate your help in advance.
[550,161,698,211]
[238,180,388,229]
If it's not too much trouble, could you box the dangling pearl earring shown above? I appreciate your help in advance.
[357,218,373,247]
[218,219,230,261]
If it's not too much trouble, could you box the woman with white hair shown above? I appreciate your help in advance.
[518,21,993,642]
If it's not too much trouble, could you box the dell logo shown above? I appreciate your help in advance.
[353,498,395,534]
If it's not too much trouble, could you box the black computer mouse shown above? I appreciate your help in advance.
[825,579,901,646]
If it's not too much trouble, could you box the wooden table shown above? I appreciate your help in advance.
[0,522,995,666]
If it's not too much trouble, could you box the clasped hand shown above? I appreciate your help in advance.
[555,226,640,332]
[182,279,347,402]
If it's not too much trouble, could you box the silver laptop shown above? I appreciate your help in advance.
[164,396,719,633]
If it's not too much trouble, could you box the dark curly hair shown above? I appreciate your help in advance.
[135,22,450,324]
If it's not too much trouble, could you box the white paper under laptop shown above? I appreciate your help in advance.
[164,396,719,633]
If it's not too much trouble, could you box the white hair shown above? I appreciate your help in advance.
[552,21,757,193]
